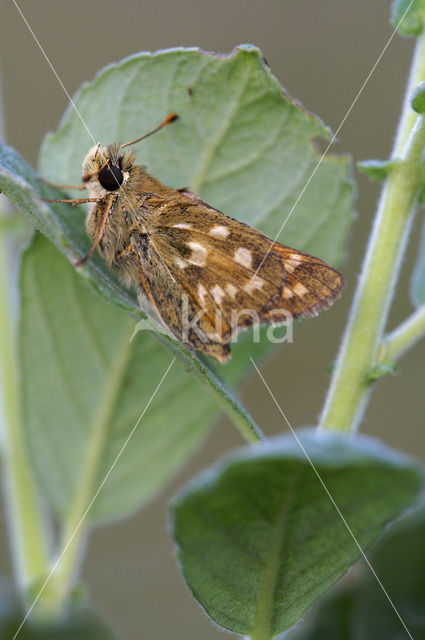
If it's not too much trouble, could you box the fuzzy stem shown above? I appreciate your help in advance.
[393,30,425,157]
[0,56,49,602]
[0,230,50,596]
[320,33,425,432]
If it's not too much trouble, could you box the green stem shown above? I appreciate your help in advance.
[393,29,425,157]
[379,305,425,363]
[0,229,50,595]
[320,33,425,432]
[0,53,49,600]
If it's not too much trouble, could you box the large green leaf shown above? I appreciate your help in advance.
[2,47,353,371]
[19,234,256,521]
[39,46,352,269]
[3,46,353,377]
[289,506,425,639]
[171,429,423,639]
[1,46,354,520]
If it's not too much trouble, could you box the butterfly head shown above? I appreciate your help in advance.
[81,115,178,199]
[82,143,136,198]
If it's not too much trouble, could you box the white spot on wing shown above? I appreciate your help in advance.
[234,247,252,268]
[173,222,192,229]
[293,282,309,297]
[226,283,238,299]
[211,285,225,304]
[198,284,208,306]
[287,252,303,262]
[175,257,188,269]
[187,241,207,267]
[244,276,264,294]
[209,225,230,239]
[282,287,294,299]
[284,253,304,273]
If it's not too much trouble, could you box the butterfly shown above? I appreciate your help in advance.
[43,114,345,362]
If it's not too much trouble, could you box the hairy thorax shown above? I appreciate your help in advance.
[82,143,181,286]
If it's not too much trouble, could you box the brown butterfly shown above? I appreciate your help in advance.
[43,114,345,362]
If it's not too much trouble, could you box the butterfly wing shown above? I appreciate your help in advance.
[133,194,344,360]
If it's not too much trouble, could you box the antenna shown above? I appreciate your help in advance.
[120,113,178,149]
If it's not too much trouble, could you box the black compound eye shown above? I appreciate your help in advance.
[98,163,123,191]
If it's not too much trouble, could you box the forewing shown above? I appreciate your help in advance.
[143,195,344,341]
[266,244,345,319]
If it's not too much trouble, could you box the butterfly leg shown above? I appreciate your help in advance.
[42,197,99,204]
[115,244,134,260]
[75,194,116,267]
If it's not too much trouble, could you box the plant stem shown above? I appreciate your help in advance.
[379,305,425,363]
[0,230,50,595]
[320,33,425,432]
[393,30,425,157]
[0,54,49,601]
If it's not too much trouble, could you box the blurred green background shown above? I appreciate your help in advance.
[0,0,424,638]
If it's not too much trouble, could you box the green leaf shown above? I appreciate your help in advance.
[2,46,354,519]
[411,217,425,306]
[1,47,353,366]
[390,0,425,35]
[45,45,353,382]
[19,234,259,522]
[357,159,399,182]
[40,47,353,269]
[288,506,425,639]
[171,429,423,639]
